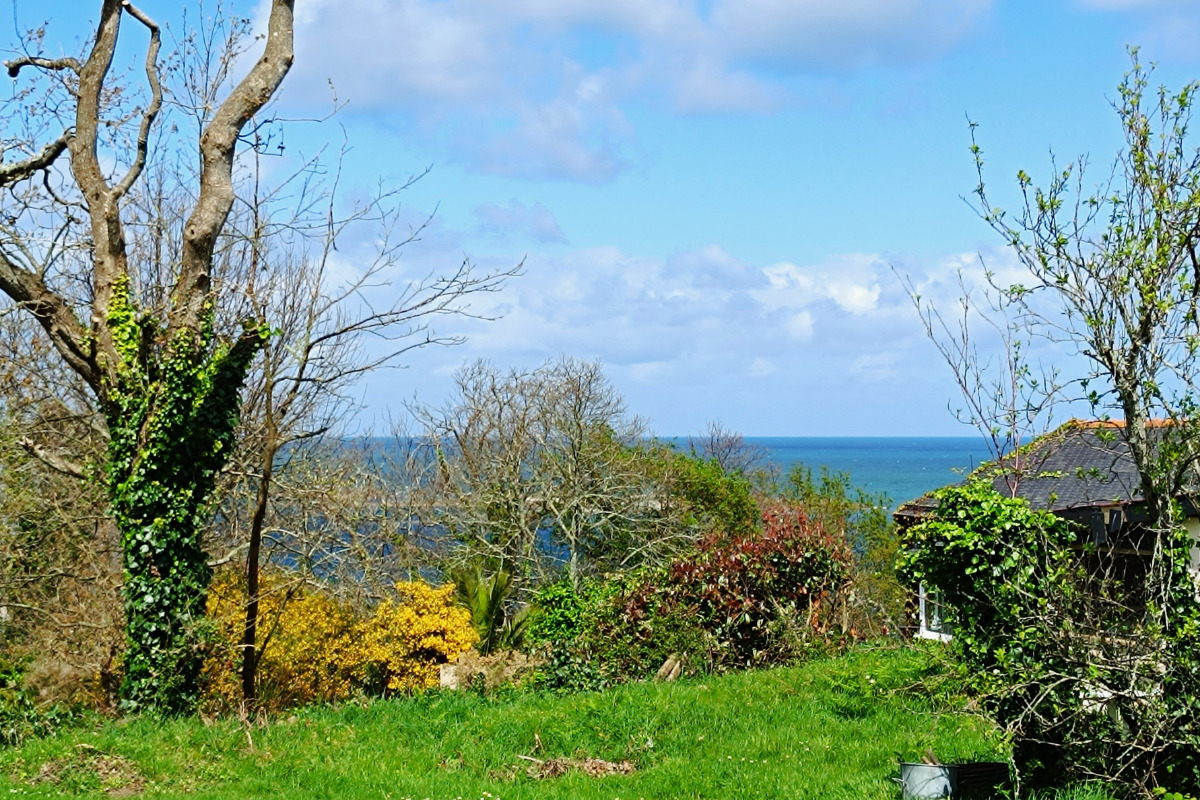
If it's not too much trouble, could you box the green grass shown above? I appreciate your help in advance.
[0,645,1100,800]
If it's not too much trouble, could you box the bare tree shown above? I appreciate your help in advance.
[689,420,770,478]
[0,0,300,712]
[900,268,1063,496]
[417,357,687,592]
[212,138,512,703]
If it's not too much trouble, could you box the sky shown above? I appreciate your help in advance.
[17,0,1200,436]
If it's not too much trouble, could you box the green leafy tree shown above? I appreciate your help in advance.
[666,451,759,538]
[786,464,899,633]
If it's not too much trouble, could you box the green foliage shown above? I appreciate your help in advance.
[581,567,711,680]
[105,277,269,714]
[897,481,1078,666]
[0,661,80,747]
[785,463,901,632]
[533,642,609,694]
[579,501,854,681]
[896,482,1081,784]
[449,563,528,655]
[667,451,758,537]
[898,481,1200,794]
[525,579,610,647]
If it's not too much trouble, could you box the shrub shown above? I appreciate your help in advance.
[668,453,759,537]
[582,568,711,679]
[785,462,901,634]
[898,481,1200,795]
[202,574,477,711]
[581,500,854,680]
[674,499,852,666]
[448,564,527,655]
[0,658,80,746]
[351,582,478,696]
[202,572,359,710]
[525,579,612,647]
[534,642,609,694]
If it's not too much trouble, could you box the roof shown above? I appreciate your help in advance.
[895,421,1150,522]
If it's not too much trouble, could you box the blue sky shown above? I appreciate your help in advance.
[21,0,1200,435]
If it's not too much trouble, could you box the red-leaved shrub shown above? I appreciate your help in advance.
[585,500,854,677]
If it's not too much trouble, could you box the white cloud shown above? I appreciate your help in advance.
[482,0,699,37]
[709,0,992,70]
[669,56,782,113]
[470,67,634,181]
[286,0,509,107]
[355,225,1037,433]
[827,282,882,315]
[262,0,995,179]
[760,253,885,316]
[1073,0,1200,60]
[474,200,567,242]
[747,357,778,378]
[785,311,815,341]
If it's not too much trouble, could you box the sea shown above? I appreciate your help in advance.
[744,437,994,510]
[363,435,995,513]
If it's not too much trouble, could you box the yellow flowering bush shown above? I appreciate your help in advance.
[201,573,477,711]
[202,572,358,711]
[349,582,478,695]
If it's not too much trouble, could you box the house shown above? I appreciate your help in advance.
[894,419,1200,640]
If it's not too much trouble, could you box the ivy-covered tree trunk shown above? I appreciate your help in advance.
[106,287,268,711]
[0,0,295,714]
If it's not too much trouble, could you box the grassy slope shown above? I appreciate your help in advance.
[1,647,1013,800]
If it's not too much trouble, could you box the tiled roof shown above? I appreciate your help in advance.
[895,421,1148,521]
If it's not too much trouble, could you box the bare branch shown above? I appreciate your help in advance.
[112,1,163,200]
[18,435,86,479]
[0,254,97,390]
[174,0,295,334]
[4,55,82,77]
[0,132,70,188]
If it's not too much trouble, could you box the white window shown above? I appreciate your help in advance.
[918,583,952,642]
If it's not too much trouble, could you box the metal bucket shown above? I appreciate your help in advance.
[894,762,958,799]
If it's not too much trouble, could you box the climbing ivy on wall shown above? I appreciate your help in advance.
[104,276,268,713]
[897,481,1200,793]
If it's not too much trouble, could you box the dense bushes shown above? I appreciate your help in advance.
[202,575,476,712]
[0,659,81,747]
[899,482,1200,796]
[356,583,479,695]
[785,463,901,633]
[0,408,901,719]
[529,500,855,685]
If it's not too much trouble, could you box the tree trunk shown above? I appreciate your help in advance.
[108,321,267,712]
[241,436,277,704]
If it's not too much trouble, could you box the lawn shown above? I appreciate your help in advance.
[0,646,1109,800]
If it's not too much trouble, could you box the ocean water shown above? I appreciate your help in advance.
[746,437,994,509]
[363,435,994,512]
